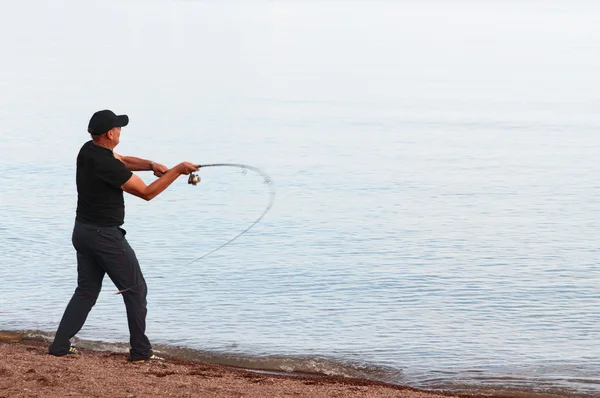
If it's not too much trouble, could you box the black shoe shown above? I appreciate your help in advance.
[50,346,80,357]
[129,354,165,363]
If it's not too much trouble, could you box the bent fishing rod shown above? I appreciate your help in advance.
[116,162,275,295]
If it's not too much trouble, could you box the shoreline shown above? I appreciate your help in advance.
[0,332,581,398]
[0,331,476,398]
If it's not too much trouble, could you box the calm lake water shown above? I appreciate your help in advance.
[1,1,599,396]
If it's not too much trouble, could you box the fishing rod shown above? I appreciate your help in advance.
[116,163,275,295]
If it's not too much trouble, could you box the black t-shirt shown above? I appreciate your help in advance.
[75,140,133,227]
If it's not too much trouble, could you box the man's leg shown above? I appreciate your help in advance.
[49,229,104,356]
[120,239,151,361]
[95,227,152,361]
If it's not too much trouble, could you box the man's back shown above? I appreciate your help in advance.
[75,140,132,227]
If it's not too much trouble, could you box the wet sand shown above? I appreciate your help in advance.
[0,332,473,398]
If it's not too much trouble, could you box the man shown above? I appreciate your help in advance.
[48,110,199,362]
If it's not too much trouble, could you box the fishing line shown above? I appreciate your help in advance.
[115,163,275,295]
[184,163,275,265]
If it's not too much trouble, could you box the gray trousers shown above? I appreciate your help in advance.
[49,221,152,360]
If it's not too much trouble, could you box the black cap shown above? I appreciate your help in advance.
[87,110,129,135]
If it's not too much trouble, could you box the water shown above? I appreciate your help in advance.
[1,1,599,396]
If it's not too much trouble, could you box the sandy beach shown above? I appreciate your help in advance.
[0,332,473,398]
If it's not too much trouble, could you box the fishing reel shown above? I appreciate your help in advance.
[188,173,201,186]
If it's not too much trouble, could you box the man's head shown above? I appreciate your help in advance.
[88,110,129,147]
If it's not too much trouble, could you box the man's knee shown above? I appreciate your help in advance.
[122,283,147,304]
[74,287,101,306]
[131,281,147,297]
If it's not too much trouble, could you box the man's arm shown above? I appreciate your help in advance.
[121,162,199,201]
[114,152,169,176]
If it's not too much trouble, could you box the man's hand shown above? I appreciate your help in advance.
[150,162,169,177]
[175,162,200,175]
[122,162,199,201]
